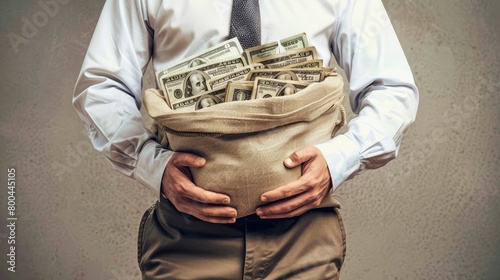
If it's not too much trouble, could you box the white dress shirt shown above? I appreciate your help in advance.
[73,0,419,197]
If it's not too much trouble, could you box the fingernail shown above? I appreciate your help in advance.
[196,158,206,165]
[284,158,293,166]
[222,198,230,204]
[261,196,268,202]
[256,210,263,216]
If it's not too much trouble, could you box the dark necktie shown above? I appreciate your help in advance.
[228,0,261,50]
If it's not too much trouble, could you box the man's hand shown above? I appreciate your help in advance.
[162,152,237,223]
[256,146,332,219]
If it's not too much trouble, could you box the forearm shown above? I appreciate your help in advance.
[317,0,419,189]
[316,84,418,189]
[72,0,171,196]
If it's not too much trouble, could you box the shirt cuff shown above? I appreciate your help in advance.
[315,134,360,191]
[135,139,173,198]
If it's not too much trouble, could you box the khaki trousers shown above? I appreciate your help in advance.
[138,195,346,280]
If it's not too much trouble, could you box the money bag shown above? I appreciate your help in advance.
[144,73,346,217]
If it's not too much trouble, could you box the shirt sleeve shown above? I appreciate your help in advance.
[315,0,419,190]
[72,0,172,197]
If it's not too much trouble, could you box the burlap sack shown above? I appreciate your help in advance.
[144,73,346,217]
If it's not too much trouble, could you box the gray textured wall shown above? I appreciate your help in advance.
[1,0,499,279]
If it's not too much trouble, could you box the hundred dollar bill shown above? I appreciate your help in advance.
[289,59,324,69]
[246,68,326,82]
[252,62,266,70]
[253,47,318,69]
[244,33,309,63]
[159,56,246,106]
[194,94,224,111]
[207,65,257,90]
[225,81,254,101]
[280,32,310,51]
[171,88,226,111]
[155,37,244,84]
[252,78,311,99]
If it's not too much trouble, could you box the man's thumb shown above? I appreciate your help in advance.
[284,147,316,168]
[174,152,206,167]
[284,151,303,168]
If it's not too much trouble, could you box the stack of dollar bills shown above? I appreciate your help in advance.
[155,33,334,111]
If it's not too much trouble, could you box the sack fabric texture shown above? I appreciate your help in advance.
[144,73,346,217]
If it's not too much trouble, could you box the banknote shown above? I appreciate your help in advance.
[280,32,310,51]
[207,65,256,90]
[246,68,326,82]
[253,47,318,69]
[244,33,309,63]
[225,81,254,102]
[251,78,311,99]
[155,37,244,84]
[171,88,226,111]
[194,94,224,111]
[159,56,246,106]
[290,59,324,69]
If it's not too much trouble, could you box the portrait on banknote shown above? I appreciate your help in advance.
[277,84,298,96]
[195,95,223,110]
[184,70,210,98]
[234,89,251,101]
[274,71,297,81]
[189,58,209,68]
